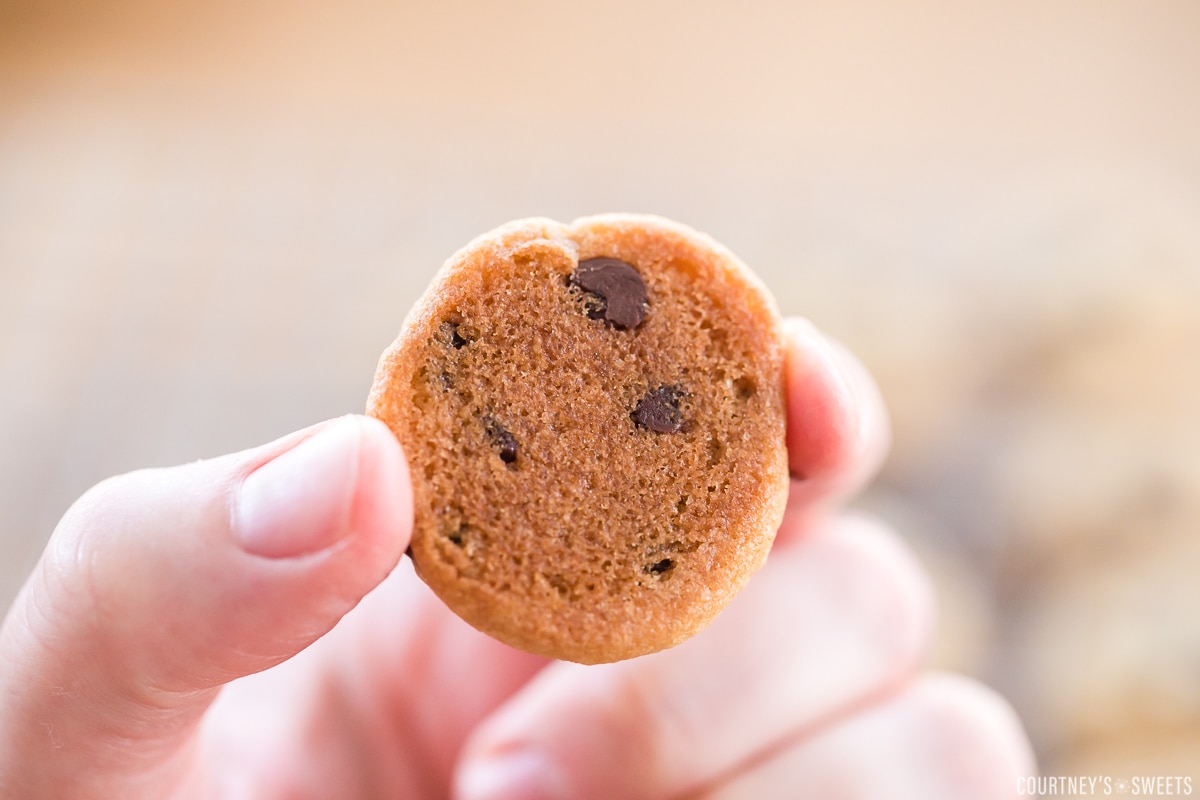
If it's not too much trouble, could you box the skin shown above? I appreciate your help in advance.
[0,318,1035,799]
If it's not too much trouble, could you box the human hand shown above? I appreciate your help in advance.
[0,319,1034,798]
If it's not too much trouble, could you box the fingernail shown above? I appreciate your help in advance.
[456,750,572,800]
[235,416,362,558]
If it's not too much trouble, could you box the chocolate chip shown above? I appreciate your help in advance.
[646,558,674,575]
[485,418,519,463]
[571,257,648,330]
[632,386,685,433]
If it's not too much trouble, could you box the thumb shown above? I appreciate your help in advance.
[0,414,412,798]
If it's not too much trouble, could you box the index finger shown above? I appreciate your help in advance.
[783,317,891,517]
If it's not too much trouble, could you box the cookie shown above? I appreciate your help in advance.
[368,214,788,664]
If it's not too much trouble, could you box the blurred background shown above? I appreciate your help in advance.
[2,0,1198,778]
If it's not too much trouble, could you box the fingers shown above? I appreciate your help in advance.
[783,317,890,516]
[702,673,1036,800]
[453,514,933,800]
[192,559,552,799]
[0,415,412,798]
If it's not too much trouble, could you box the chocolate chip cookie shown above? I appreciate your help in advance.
[368,214,788,664]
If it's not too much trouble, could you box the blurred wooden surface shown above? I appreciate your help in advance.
[2,0,1199,774]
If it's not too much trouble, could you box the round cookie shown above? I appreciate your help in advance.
[368,214,788,664]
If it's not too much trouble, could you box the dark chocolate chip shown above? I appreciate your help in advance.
[571,257,648,330]
[632,385,685,433]
[485,418,519,463]
[646,558,674,575]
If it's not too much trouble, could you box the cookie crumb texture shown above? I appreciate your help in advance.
[368,215,788,664]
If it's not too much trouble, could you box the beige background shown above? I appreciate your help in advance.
[2,0,1199,775]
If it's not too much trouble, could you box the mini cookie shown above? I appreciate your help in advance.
[368,214,788,664]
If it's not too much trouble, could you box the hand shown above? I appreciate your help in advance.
[0,319,1034,799]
